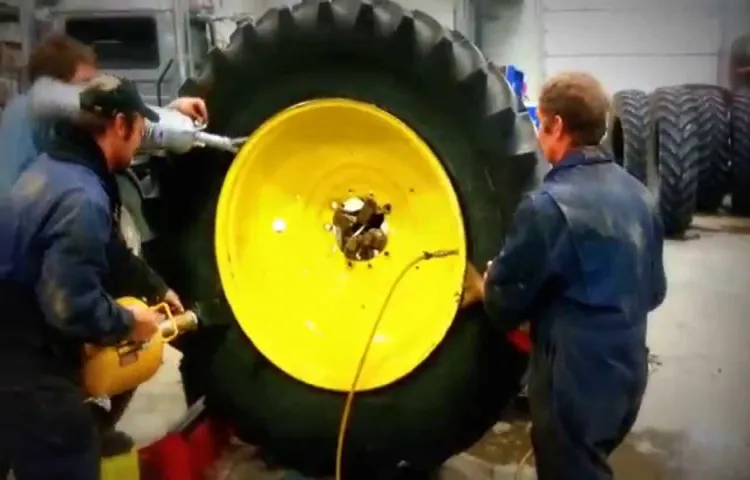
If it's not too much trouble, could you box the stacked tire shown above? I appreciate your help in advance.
[650,86,702,236]
[604,84,750,237]
[688,85,732,213]
[605,89,650,183]
[732,90,750,215]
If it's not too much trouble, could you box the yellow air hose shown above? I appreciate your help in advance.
[334,249,460,480]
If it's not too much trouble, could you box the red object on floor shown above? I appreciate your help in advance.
[506,329,531,353]
[138,417,232,480]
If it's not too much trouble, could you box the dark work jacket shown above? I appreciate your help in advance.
[483,147,666,447]
[0,125,167,385]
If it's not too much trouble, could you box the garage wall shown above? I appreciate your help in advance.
[481,0,545,99]
[719,0,750,86]
[484,0,750,99]
[543,0,723,95]
[395,0,459,29]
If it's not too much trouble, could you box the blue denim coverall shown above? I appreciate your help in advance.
[0,125,167,479]
[484,146,667,479]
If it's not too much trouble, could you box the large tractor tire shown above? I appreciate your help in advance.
[604,89,649,183]
[116,172,148,255]
[683,85,732,212]
[649,87,701,236]
[147,1,539,477]
[731,89,750,215]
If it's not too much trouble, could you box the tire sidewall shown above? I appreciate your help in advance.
[173,71,528,472]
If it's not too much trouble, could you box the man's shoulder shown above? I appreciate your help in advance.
[16,156,109,211]
[596,161,658,214]
[515,190,568,235]
[35,154,101,185]
[0,95,30,139]
[524,189,564,218]
[0,94,29,118]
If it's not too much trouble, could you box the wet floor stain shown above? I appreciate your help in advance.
[467,419,532,467]
[462,353,750,480]
[648,352,663,374]
[690,214,750,235]
[463,399,750,480]
[120,224,750,480]
[466,419,682,479]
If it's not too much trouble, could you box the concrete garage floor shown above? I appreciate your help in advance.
[120,214,750,479]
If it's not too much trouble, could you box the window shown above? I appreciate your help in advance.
[65,16,160,69]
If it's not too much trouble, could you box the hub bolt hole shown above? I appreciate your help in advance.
[332,195,390,261]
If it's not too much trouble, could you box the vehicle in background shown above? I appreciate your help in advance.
[11,0,250,104]
[28,0,217,105]
[0,1,22,111]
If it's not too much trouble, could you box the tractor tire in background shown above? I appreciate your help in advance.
[649,86,701,236]
[604,89,649,183]
[146,1,540,477]
[683,85,732,212]
[730,89,750,215]
[116,172,148,256]
[730,34,750,90]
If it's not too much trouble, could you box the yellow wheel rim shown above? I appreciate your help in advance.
[215,98,467,392]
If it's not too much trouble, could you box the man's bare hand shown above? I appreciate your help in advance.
[128,306,161,343]
[163,289,185,314]
[459,262,485,309]
[170,97,208,124]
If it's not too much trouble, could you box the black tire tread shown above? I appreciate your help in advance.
[150,0,540,476]
[688,85,731,212]
[650,87,701,236]
[731,90,750,215]
[606,89,649,183]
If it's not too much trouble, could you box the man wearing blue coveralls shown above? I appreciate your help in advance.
[0,34,207,455]
[463,71,667,479]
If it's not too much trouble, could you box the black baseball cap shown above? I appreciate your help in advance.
[78,74,159,122]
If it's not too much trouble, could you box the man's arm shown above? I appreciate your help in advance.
[483,193,568,332]
[0,96,38,193]
[35,190,134,345]
[105,228,168,304]
[650,213,667,311]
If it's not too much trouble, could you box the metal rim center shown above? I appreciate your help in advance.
[332,195,390,261]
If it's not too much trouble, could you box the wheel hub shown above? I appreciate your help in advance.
[214,98,467,392]
[332,195,390,261]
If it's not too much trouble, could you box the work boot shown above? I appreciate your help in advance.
[99,429,135,457]
[88,399,135,457]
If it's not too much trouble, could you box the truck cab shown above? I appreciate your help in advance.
[16,0,222,241]
[38,0,216,105]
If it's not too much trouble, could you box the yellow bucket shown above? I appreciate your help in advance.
[100,450,140,480]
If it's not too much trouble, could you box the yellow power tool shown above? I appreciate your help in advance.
[81,296,198,398]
